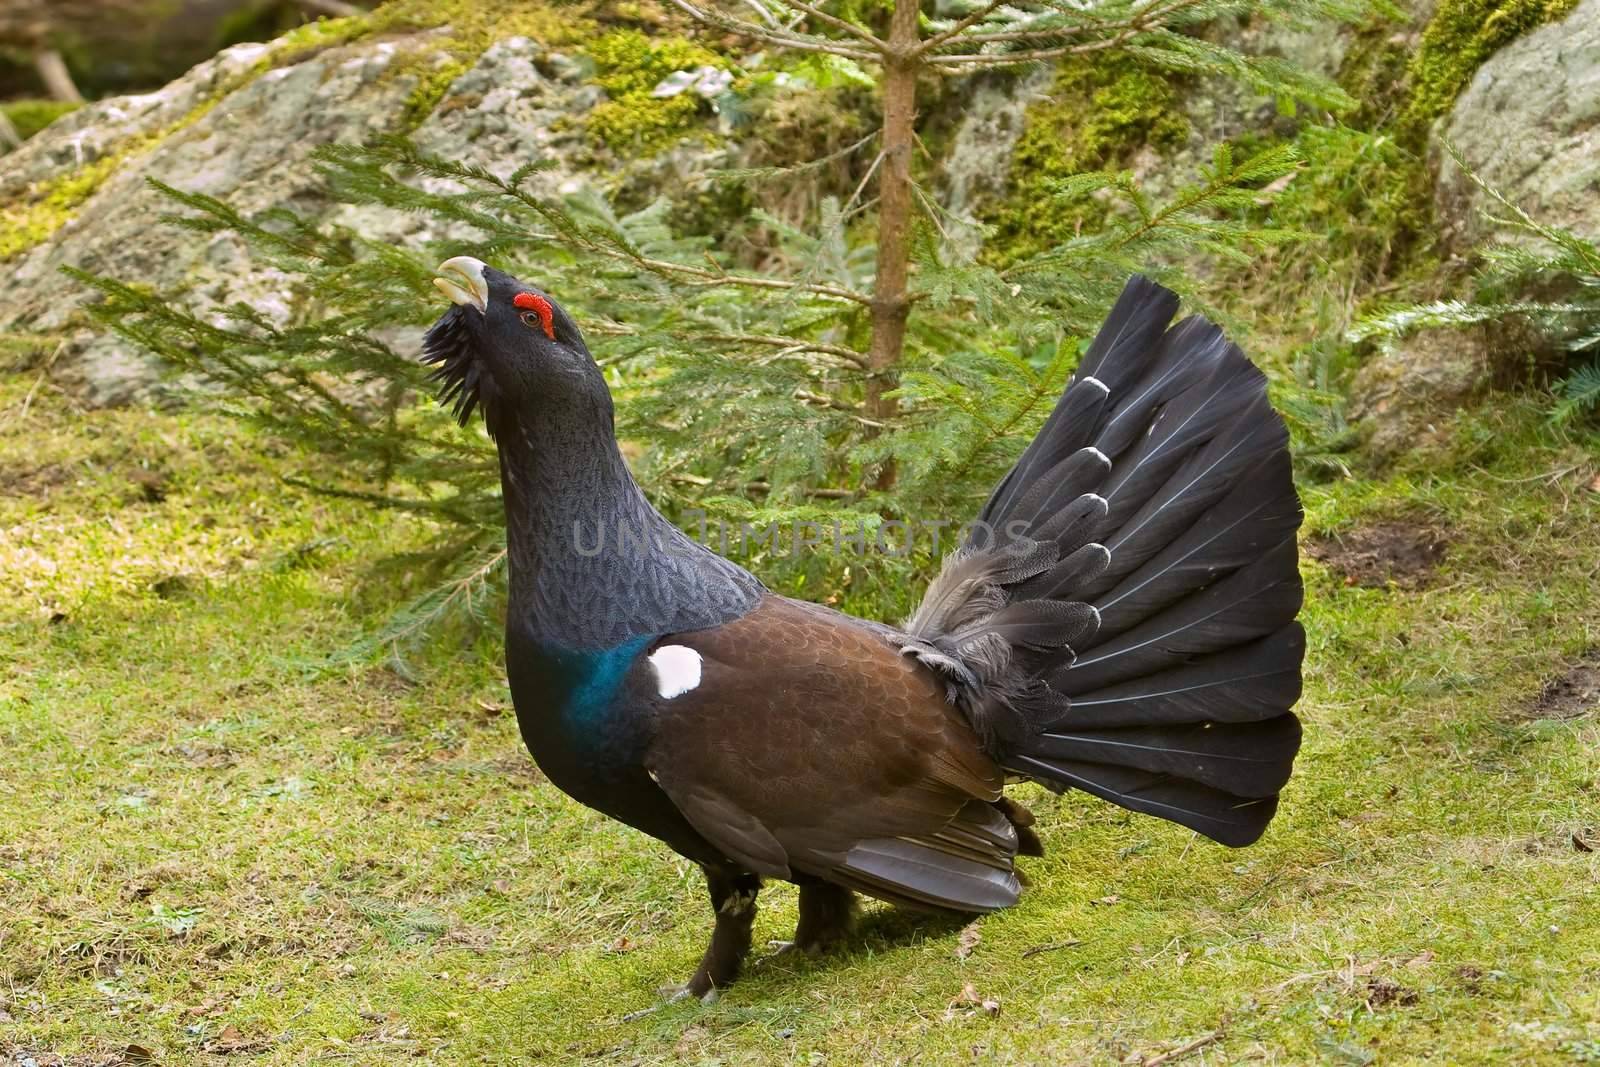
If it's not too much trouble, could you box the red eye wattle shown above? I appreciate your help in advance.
[513,292,556,340]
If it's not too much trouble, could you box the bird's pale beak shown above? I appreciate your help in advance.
[433,256,489,314]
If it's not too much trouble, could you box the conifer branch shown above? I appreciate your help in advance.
[715,128,881,185]
[282,479,491,527]
[672,473,858,500]
[916,0,1011,55]
[795,389,884,426]
[422,157,874,306]
[662,0,880,60]
[771,0,888,51]
[925,0,1209,68]
[658,263,871,304]
[698,332,867,368]
[336,543,508,665]
[927,31,1145,68]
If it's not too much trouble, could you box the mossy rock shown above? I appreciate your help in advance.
[1,100,83,142]
[980,59,1189,266]
[1401,0,1579,140]
[582,29,729,153]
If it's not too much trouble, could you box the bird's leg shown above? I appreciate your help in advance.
[793,882,856,954]
[681,866,761,1000]
[770,880,857,957]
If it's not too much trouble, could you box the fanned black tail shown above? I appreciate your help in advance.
[897,276,1304,847]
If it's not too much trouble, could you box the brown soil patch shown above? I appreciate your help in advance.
[1305,521,1449,589]
[1529,653,1600,720]
[0,461,75,497]
[1363,975,1420,1009]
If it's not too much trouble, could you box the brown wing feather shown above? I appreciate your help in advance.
[644,595,1021,912]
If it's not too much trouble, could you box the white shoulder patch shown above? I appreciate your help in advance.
[648,645,703,700]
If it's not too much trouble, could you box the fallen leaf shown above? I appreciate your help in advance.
[945,982,1001,1019]
[186,996,223,1017]
[1573,830,1595,853]
[955,920,981,960]
[123,1043,158,1064]
[608,935,636,954]
[1405,950,1435,969]
[203,1022,269,1054]
[1091,894,1120,906]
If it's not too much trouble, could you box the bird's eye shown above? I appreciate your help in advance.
[513,292,556,340]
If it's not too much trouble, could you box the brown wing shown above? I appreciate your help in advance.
[642,595,1023,912]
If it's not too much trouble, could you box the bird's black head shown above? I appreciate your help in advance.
[423,256,605,437]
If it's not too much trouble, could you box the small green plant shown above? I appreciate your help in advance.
[1351,160,1600,425]
[69,133,1304,654]
[67,0,1368,655]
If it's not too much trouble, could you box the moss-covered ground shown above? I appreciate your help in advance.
[1,356,1596,1064]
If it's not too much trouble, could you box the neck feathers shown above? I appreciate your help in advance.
[496,408,763,650]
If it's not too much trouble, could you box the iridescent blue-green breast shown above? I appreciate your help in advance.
[504,624,726,866]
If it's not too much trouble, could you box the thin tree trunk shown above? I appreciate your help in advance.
[34,49,83,104]
[864,0,920,490]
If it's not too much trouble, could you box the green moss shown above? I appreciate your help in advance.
[255,8,374,68]
[582,29,730,153]
[1401,0,1578,138]
[397,56,476,132]
[1,99,82,142]
[1334,18,1414,132]
[0,157,117,261]
[982,59,1188,265]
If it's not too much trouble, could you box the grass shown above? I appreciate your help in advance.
[1,371,1597,1065]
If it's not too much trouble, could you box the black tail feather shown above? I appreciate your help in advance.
[1057,625,1305,729]
[1005,755,1282,847]
[976,277,1177,529]
[1089,425,1296,617]
[901,275,1305,848]
[1054,537,1303,693]
[1024,714,1301,797]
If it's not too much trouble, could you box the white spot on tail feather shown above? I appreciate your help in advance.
[649,645,702,699]
[1081,376,1109,394]
[1087,447,1111,465]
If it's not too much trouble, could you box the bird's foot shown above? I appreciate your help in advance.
[766,939,823,958]
[621,982,718,1021]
